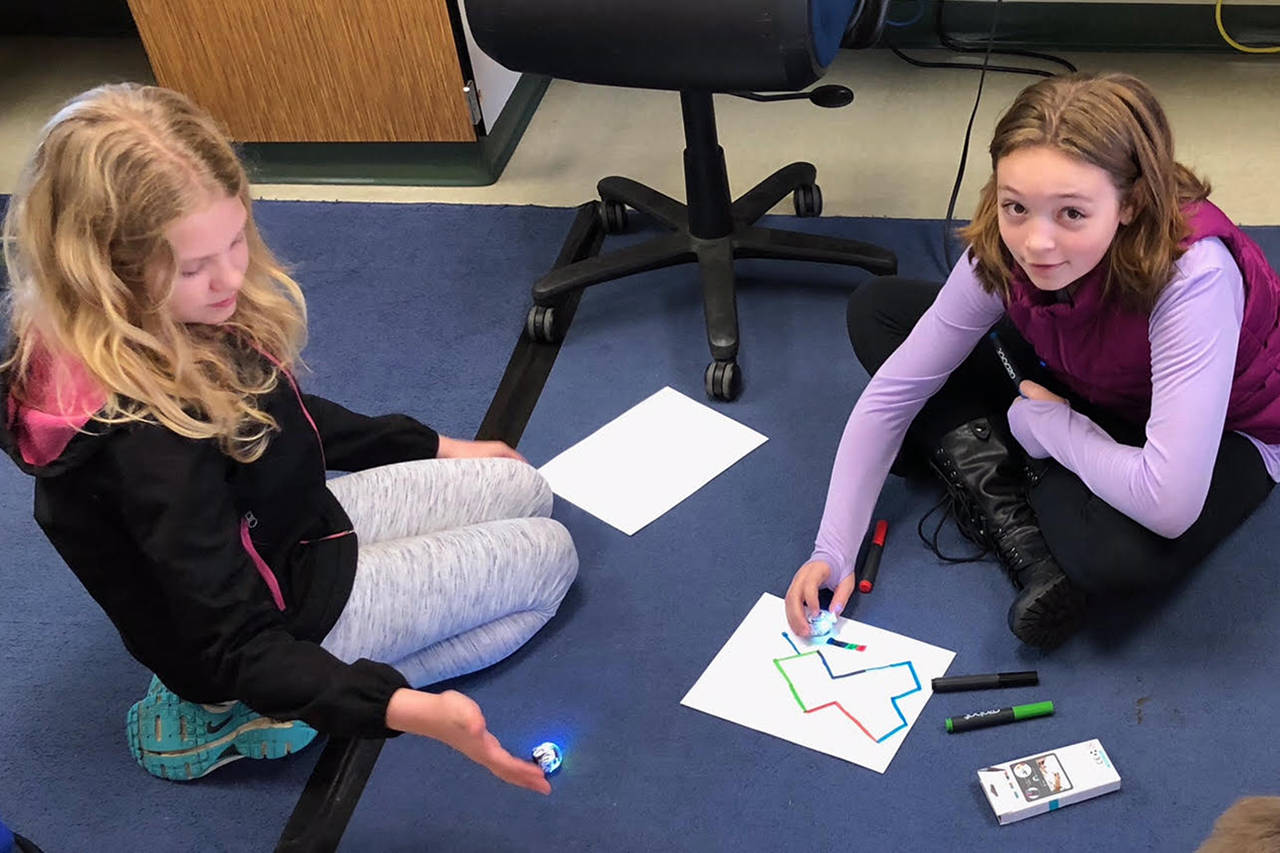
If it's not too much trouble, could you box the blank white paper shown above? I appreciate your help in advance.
[681,593,955,774]
[537,387,767,535]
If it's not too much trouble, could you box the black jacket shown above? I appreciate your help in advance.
[1,358,440,737]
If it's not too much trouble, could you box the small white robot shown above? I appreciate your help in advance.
[531,741,563,776]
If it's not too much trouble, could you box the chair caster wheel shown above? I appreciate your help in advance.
[598,199,629,234]
[704,360,742,402]
[793,184,823,218]
[526,305,564,344]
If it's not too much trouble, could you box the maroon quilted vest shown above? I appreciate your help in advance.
[1004,201,1280,442]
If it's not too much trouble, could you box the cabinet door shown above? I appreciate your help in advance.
[128,0,476,142]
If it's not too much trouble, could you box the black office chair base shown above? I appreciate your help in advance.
[526,167,896,400]
[524,91,897,401]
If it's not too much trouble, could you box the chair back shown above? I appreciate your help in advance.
[465,0,861,92]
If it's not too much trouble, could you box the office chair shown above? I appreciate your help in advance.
[468,0,898,400]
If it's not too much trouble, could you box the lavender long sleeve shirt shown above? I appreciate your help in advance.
[810,238,1280,588]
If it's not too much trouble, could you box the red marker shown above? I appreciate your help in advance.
[858,520,889,593]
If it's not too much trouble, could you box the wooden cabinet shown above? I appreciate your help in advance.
[127,0,476,142]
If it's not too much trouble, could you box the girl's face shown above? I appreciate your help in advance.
[995,144,1133,292]
[164,193,250,325]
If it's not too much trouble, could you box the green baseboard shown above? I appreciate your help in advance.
[238,73,551,187]
[884,1,1280,53]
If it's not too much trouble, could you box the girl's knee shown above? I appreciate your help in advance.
[847,276,937,375]
[527,518,578,604]
[846,277,897,350]
[545,518,578,579]
[496,458,553,517]
[1034,488,1180,595]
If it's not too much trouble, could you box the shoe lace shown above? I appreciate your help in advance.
[916,483,992,564]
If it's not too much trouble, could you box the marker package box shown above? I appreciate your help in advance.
[977,739,1120,825]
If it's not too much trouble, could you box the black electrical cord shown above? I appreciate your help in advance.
[884,0,1077,267]
[884,42,1055,78]
[934,0,1077,73]
[940,0,1002,269]
[883,0,1075,79]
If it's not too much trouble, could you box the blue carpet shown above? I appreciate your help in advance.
[2,201,1278,852]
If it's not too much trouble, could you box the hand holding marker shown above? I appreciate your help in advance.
[990,330,1054,398]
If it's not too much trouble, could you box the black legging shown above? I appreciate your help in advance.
[846,276,1274,595]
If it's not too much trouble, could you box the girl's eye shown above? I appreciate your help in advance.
[1063,208,1086,221]
[231,232,246,247]
[1001,201,1026,215]
[180,268,201,278]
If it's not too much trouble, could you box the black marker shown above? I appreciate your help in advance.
[988,331,1024,392]
[932,670,1039,693]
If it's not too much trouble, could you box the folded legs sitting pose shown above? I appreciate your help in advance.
[787,72,1280,648]
[0,84,577,788]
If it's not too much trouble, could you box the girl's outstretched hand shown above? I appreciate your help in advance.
[437,436,528,463]
[386,688,551,795]
[784,559,856,637]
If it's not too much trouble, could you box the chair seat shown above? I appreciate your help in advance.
[466,0,858,93]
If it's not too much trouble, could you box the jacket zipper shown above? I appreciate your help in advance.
[251,347,355,568]
[240,512,286,611]
[251,345,327,469]
[273,370,355,545]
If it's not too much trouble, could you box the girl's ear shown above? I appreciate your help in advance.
[1119,198,1137,226]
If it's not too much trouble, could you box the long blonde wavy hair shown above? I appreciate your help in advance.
[959,72,1211,311]
[2,83,306,462]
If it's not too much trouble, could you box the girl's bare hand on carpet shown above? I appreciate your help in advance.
[386,688,552,794]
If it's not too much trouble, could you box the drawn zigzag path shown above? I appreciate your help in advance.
[774,632,921,743]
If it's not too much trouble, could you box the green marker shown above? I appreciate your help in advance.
[945,701,1055,733]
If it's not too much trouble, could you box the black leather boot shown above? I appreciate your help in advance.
[928,417,1086,647]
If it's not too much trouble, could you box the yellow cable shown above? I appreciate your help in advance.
[1216,0,1280,53]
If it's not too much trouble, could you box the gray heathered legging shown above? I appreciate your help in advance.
[319,457,578,688]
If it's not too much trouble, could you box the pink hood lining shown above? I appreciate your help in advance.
[6,352,106,467]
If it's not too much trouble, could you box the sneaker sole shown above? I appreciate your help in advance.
[128,702,319,781]
[127,694,260,754]
[128,717,319,781]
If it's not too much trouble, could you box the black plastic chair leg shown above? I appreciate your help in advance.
[734,225,898,274]
[695,237,739,362]
[532,232,696,303]
[731,162,818,224]
[598,176,689,230]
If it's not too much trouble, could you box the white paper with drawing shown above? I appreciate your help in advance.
[681,593,955,773]
[537,387,767,535]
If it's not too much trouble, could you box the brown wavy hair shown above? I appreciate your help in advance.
[2,83,307,462]
[959,72,1210,311]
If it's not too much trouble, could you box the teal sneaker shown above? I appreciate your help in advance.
[126,676,319,781]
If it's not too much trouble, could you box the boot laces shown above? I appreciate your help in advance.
[916,479,993,564]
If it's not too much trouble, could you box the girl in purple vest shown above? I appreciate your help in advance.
[785,72,1280,647]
